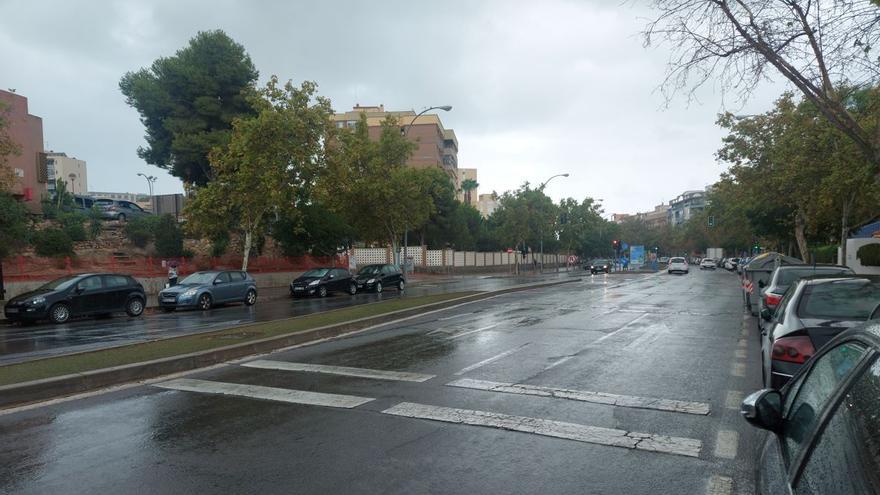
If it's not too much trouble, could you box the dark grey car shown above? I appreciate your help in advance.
[158,270,257,311]
[742,322,880,494]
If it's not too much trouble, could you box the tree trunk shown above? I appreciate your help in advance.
[794,211,809,263]
[242,230,253,271]
[839,193,855,266]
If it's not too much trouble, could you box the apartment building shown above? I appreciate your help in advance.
[477,193,498,218]
[0,89,46,211]
[667,190,707,226]
[46,152,88,196]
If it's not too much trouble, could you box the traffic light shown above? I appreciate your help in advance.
[708,215,715,227]
[612,239,619,247]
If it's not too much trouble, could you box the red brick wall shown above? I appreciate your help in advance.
[0,90,45,212]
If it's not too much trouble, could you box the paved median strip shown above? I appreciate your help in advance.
[382,402,702,457]
[240,360,435,382]
[153,378,375,408]
[447,378,710,415]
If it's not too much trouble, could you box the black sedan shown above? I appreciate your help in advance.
[742,322,880,494]
[760,275,880,389]
[587,259,612,274]
[3,273,146,324]
[290,268,356,297]
[355,264,405,293]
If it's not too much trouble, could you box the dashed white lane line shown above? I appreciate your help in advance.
[447,378,711,415]
[382,402,702,457]
[437,312,473,321]
[453,344,530,376]
[707,475,734,495]
[596,313,650,343]
[153,378,374,408]
[713,430,739,459]
[735,349,747,359]
[731,362,746,377]
[241,360,435,382]
[725,390,744,410]
[737,339,747,349]
[447,324,500,340]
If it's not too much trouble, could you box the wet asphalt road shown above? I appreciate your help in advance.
[0,272,578,365]
[0,269,762,494]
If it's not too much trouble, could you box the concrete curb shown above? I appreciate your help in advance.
[0,278,580,409]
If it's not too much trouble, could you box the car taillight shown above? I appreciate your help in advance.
[772,336,815,364]
[764,293,782,307]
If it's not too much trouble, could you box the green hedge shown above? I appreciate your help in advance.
[32,228,74,257]
[857,243,880,266]
[812,245,838,264]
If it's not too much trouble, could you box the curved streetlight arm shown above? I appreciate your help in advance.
[403,105,452,137]
[539,173,570,190]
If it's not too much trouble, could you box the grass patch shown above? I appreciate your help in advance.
[0,291,479,387]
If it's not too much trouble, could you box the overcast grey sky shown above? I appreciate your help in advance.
[0,0,785,215]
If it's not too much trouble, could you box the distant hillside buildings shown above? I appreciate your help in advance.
[612,188,709,228]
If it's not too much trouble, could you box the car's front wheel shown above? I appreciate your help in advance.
[398,280,405,291]
[375,281,383,293]
[244,289,257,306]
[49,303,71,324]
[117,213,126,222]
[198,293,213,310]
[318,285,328,298]
[348,283,357,295]
[125,297,145,317]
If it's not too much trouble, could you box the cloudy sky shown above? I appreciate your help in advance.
[1,0,786,216]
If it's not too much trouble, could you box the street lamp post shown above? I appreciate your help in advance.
[400,105,452,273]
[537,173,569,273]
[137,173,157,211]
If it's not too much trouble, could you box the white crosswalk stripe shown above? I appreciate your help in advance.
[447,378,710,415]
[153,378,374,408]
[382,402,702,457]
[241,360,435,382]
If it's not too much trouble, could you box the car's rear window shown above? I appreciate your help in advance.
[670,257,686,263]
[798,280,880,320]
[779,268,851,286]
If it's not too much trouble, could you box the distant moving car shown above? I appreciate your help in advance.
[658,256,669,264]
[588,259,612,274]
[667,257,689,274]
[758,265,854,325]
[355,264,405,293]
[158,270,257,311]
[95,199,151,222]
[760,275,880,389]
[3,273,146,324]
[290,268,356,297]
[742,322,880,495]
[700,259,717,270]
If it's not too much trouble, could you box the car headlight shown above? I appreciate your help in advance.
[182,289,198,297]
[367,278,376,284]
[603,265,607,268]
[29,297,46,305]
[308,280,321,286]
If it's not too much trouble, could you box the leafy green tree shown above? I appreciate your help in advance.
[186,76,331,270]
[120,30,259,186]
[0,192,28,259]
[154,215,184,257]
[272,203,353,256]
[490,184,558,273]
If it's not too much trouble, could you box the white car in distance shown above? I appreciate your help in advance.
[668,257,689,274]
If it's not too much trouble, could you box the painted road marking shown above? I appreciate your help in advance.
[737,339,747,348]
[437,312,473,321]
[707,475,734,495]
[447,378,710,415]
[382,402,702,458]
[725,390,743,410]
[544,356,574,371]
[153,378,374,408]
[596,313,650,343]
[713,430,739,459]
[241,360,435,382]
[731,362,746,377]
[735,349,747,359]
[447,324,499,340]
[454,344,530,376]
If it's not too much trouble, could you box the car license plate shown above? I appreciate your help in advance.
[294,287,304,291]
[5,308,18,314]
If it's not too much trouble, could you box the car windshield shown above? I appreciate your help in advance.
[179,272,218,285]
[779,268,851,286]
[94,199,113,206]
[670,258,686,263]
[593,260,609,265]
[301,269,329,278]
[37,275,80,291]
[798,280,880,320]
[358,266,382,275]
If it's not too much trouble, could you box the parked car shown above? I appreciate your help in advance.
[3,273,146,324]
[758,265,854,328]
[355,264,405,293]
[742,322,880,494]
[667,257,689,274]
[760,275,880,389]
[588,258,612,274]
[724,257,740,271]
[158,270,257,311]
[658,256,669,264]
[700,259,717,270]
[95,199,152,222]
[290,267,356,297]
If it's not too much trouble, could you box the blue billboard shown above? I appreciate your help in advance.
[630,245,645,267]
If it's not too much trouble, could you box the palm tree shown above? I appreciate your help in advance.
[461,178,479,205]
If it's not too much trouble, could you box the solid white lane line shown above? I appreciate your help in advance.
[241,360,435,382]
[454,344,530,376]
[543,356,574,371]
[713,430,739,459]
[707,475,734,495]
[447,378,711,415]
[437,312,473,321]
[382,402,702,458]
[731,362,746,377]
[153,378,374,408]
[596,313,650,343]
[725,390,744,410]
[447,324,499,340]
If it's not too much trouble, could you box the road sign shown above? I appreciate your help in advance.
[622,242,629,250]
[567,255,577,264]
[506,248,513,253]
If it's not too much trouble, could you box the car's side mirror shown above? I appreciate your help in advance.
[74,286,85,294]
[758,280,766,289]
[741,389,783,432]
[761,308,773,322]
[328,274,335,279]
